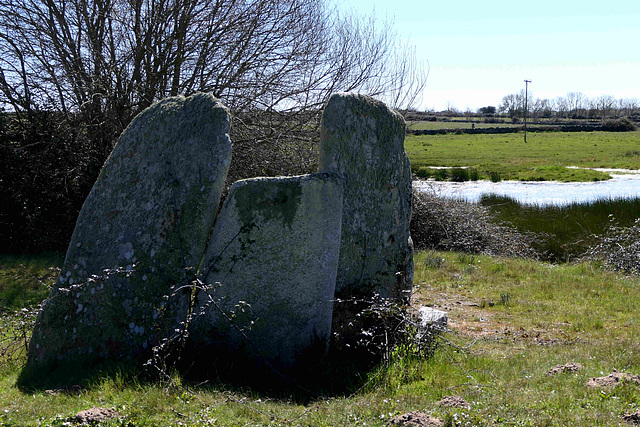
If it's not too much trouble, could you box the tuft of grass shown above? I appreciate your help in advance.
[414,167,479,183]
[450,167,469,182]
[468,167,479,181]
[499,292,511,306]
[415,166,431,178]
[433,168,449,181]
[424,251,446,270]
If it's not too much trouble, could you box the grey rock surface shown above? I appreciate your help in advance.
[191,173,343,370]
[318,92,413,302]
[418,307,448,331]
[25,93,231,373]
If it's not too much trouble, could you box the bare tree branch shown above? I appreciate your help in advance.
[0,0,427,157]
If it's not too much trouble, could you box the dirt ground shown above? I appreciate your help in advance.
[410,285,573,346]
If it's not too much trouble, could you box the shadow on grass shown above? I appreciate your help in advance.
[16,300,439,404]
[15,338,392,404]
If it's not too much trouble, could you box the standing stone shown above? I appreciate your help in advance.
[23,93,232,377]
[190,173,343,371]
[319,92,413,302]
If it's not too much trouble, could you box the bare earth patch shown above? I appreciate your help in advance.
[412,291,509,339]
[44,385,82,395]
[389,411,444,426]
[412,291,556,343]
[437,395,471,409]
[547,363,584,375]
[73,407,119,425]
[585,370,640,388]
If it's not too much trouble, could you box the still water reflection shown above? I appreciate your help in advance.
[414,169,640,207]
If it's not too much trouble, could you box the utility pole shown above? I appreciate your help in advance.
[524,79,531,143]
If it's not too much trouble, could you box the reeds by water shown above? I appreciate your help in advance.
[482,195,640,261]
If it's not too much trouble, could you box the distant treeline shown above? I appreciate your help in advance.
[407,92,640,122]
[410,117,637,135]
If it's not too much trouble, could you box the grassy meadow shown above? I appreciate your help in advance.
[405,130,640,182]
[1,253,640,425]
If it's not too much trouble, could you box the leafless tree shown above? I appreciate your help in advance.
[498,94,517,117]
[566,92,585,118]
[594,95,616,120]
[499,90,532,119]
[618,98,639,117]
[555,96,569,119]
[0,0,427,157]
[531,98,554,120]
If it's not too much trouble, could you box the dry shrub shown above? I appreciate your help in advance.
[601,117,637,132]
[0,306,39,370]
[588,218,640,274]
[410,186,537,258]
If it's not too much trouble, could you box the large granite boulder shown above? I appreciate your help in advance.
[318,93,413,302]
[23,93,232,376]
[189,173,343,371]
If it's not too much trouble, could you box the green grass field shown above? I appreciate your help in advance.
[1,253,639,426]
[405,130,640,182]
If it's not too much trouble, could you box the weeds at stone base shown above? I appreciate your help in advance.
[2,259,442,400]
[331,296,441,364]
[0,306,39,371]
[499,292,510,306]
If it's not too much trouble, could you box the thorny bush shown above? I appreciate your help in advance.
[410,186,538,259]
[331,296,441,371]
[588,217,640,275]
[0,306,39,370]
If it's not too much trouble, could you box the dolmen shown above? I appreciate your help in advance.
[21,92,414,385]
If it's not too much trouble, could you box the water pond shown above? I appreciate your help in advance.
[414,168,640,207]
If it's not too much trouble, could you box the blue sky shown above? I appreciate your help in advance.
[338,0,640,111]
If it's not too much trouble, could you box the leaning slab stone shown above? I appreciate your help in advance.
[318,92,413,302]
[189,173,343,371]
[23,93,232,377]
